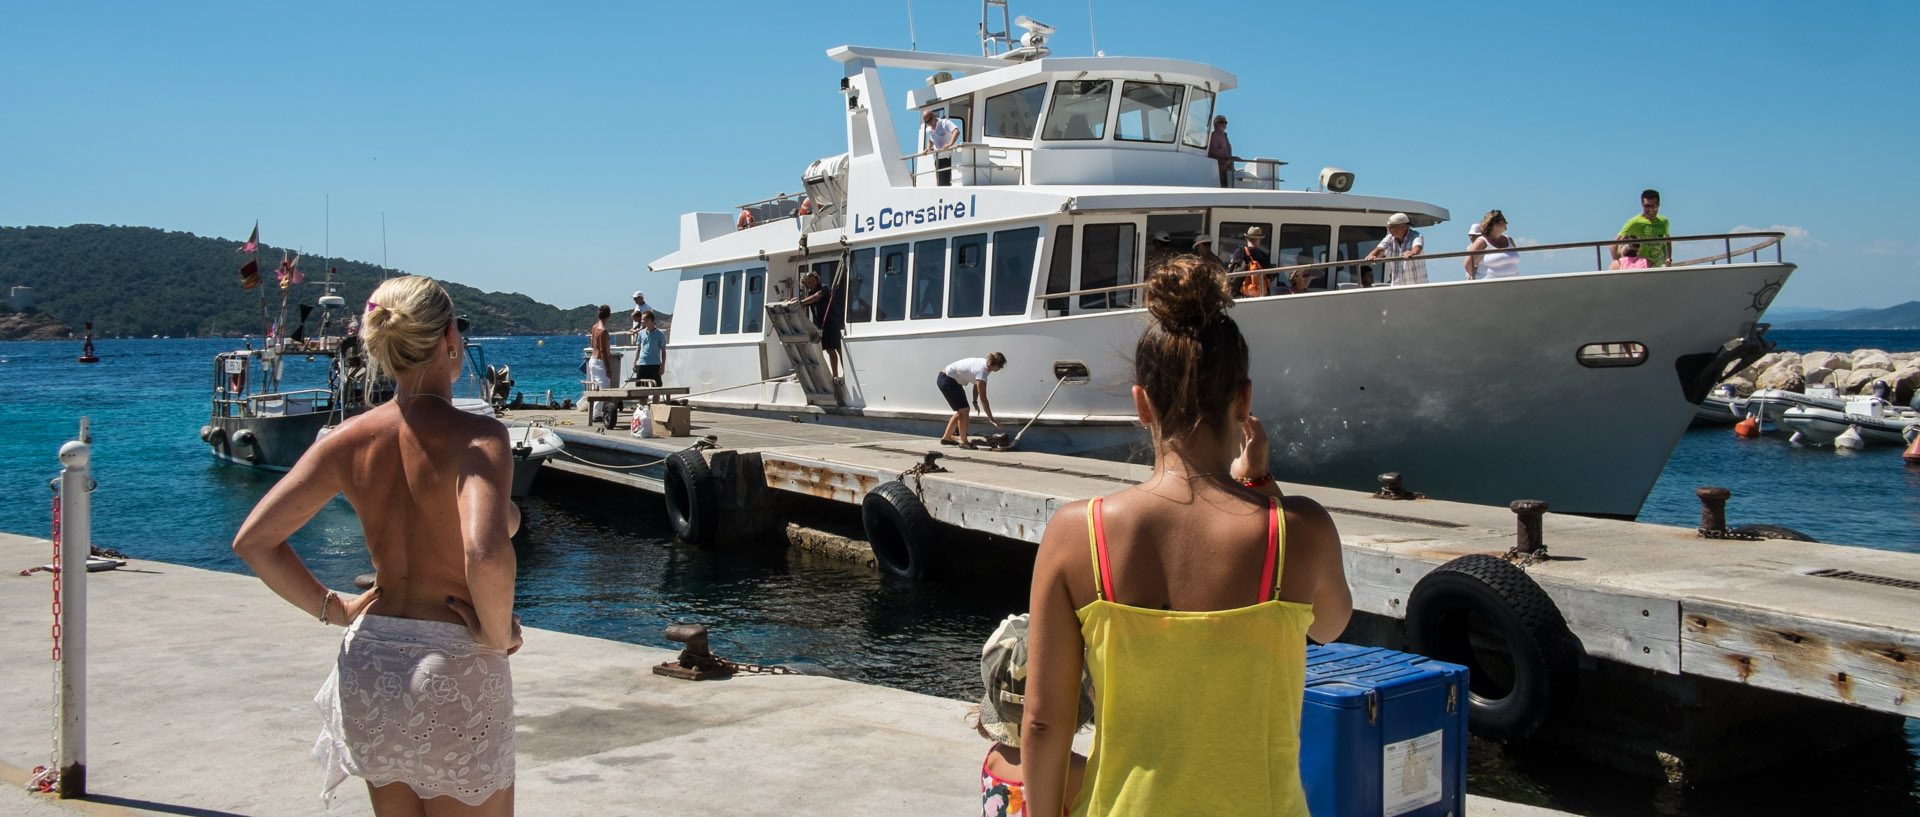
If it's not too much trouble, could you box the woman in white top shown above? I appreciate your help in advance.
[1464,210,1520,280]
[937,352,1005,449]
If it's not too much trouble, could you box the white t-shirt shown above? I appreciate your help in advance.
[925,118,960,156]
[944,357,991,386]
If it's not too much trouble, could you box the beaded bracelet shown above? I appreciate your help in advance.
[1241,473,1275,490]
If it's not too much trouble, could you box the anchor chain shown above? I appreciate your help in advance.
[900,451,948,494]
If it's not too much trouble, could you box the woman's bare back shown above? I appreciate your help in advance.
[323,398,511,626]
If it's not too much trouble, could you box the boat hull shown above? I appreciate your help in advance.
[1781,407,1917,446]
[509,428,564,500]
[670,261,1793,517]
[207,413,331,472]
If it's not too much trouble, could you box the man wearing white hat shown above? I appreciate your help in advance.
[627,291,654,345]
[1364,213,1427,286]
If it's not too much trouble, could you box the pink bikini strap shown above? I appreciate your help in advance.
[1086,497,1115,601]
[1258,498,1280,603]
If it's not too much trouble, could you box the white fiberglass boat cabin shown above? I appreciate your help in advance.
[647,11,1795,518]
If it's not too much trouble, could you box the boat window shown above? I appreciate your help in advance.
[1276,225,1332,289]
[990,226,1041,316]
[949,233,989,318]
[1180,89,1212,149]
[1080,223,1137,310]
[1042,80,1111,141]
[876,243,909,322]
[912,239,947,319]
[1117,82,1183,144]
[1577,342,1649,368]
[742,267,766,333]
[1045,225,1073,313]
[1145,213,1204,273]
[699,273,721,335]
[985,83,1046,139]
[846,249,875,323]
[720,270,743,334]
[1336,225,1389,288]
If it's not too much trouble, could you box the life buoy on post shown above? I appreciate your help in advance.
[736,209,755,231]
[1406,554,1579,742]
[664,449,718,544]
[862,480,939,579]
[797,197,812,216]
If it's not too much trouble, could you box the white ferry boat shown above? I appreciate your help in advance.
[647,12,1793,518]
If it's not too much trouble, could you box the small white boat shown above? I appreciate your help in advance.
[1779,398,1919,446]
[506,421,564,500]
[1746,384,1849,425]
[1692,384,1746,427]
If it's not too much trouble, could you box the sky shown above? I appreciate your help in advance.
[3,1,1915,314]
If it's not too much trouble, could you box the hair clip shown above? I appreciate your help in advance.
[365,300,379,312]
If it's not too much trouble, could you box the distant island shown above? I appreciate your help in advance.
[1773,301,1920,330]
[0,225,650,339]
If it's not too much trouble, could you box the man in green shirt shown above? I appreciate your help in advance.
[1614,188,1671,267]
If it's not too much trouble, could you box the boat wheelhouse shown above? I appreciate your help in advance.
[647,17,1793,518]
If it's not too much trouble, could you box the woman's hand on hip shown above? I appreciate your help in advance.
[447,595,524,655]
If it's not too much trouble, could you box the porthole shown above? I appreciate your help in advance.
[1576,342,1648,368]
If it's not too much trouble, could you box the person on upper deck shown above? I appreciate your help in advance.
[1614,189,1671,268]
[1609,243,1650,270]
[924,110,961,187]
[1463,210,1519,280]
[1365,213,1428,285]
[1019,256,1352,817]
[1207,115,1239,188]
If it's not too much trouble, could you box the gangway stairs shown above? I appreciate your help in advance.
[764,301,839,406]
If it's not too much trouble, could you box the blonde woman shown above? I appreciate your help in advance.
[234,275,522,815]
[1464,210,1519,280]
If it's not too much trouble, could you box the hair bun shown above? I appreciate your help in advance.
[1146,254,1233,335]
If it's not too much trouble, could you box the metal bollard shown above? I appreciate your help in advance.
[1510,500,1548,554]
[1696,486,1731,536]
[1375,472,1420,500]
[55,430,92,797]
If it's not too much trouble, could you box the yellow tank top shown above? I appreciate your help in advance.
[1071,496,1315,817]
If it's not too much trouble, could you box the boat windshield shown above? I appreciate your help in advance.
[1042,80,1110,141]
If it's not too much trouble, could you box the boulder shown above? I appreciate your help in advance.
[1801,351,1843,372]
[1886,366,1920,405]
[1853,350,1895,372]
[1805,367,1835,386]
[1891,351,1920,366]
[1720,376,1756,398]
[1843,367,1894,394]
[1755,365,1806,393]
[1737,352,1785,380]
[1828,353,1853,371]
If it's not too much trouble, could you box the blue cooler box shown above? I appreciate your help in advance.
[1299,644,1469,817]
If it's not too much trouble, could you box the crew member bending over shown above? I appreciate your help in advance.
[938,352,1005,449]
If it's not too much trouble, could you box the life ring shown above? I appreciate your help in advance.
[862,480,939,579]
[736,209,755,231]
[797,197,812,216]
[1729,524,1818,542]
[663,449,718,544]
[1406,554,1579,742]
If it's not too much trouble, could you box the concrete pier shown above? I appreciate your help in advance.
[523,407,1920,780]
[0,533,1561,816]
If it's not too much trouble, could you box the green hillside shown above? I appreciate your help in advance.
[1777,301,1920,330]
[0,224,603,338]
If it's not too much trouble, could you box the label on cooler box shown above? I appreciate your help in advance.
[1382,729,1444,817]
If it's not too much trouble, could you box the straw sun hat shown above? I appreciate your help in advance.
[977,614,1096,747]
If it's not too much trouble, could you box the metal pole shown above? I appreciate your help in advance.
[56,431,91,797]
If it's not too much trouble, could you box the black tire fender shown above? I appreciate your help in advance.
[663,449,717,544]
[862,480,938,579]
[1729,524,1819,542]
[1407,554,1579,743]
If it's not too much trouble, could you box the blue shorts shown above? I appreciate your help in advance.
[936,372,969,411]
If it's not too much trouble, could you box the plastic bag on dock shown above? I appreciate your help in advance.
[631,408,654,438]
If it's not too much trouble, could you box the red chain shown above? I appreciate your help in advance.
[50,494,61,662]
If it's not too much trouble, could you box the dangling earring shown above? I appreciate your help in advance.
[448,346,458,359]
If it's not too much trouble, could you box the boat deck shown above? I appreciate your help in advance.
[514,406,1920,720]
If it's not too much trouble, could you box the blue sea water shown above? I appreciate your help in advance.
[3,329,1917,816]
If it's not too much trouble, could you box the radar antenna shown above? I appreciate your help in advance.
[981,1,1052,60]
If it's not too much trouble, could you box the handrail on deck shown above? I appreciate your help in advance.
[909,143,1034,187]
[1041,231,1787,302]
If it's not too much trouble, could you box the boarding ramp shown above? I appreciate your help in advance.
[764,300,839,406]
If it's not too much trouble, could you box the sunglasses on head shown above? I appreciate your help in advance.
[452,315,471,335]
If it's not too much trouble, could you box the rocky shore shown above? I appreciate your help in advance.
[1719,348,1920,404]
[0,312,72,340]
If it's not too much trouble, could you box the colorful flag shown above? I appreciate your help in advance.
[237,221,259,254]
[239,258,260,289]
[277,250,304,289]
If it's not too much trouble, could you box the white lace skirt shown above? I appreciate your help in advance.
[313,614,515,806]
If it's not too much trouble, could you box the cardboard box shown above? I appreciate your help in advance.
[649,403,691,437]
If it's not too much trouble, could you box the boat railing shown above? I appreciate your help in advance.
[736,192,807,226]
[1040,231,1787,304]
[1228,158,1287,190]
[908,143,1034,187]
[213,388,337,419]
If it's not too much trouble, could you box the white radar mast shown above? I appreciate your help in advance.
[980,1,1053,61]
